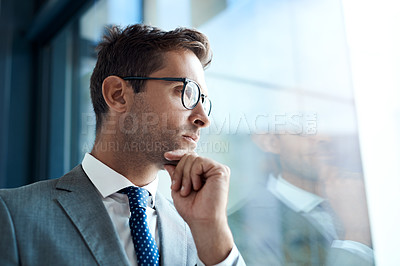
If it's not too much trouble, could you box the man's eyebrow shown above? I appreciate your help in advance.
[165,81,184,86]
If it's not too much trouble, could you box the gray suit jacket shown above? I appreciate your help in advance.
[0,165,197,265]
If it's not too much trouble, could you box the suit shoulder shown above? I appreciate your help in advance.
[0,165,84,206]
[0,178,61,221]
[0,178,59,199]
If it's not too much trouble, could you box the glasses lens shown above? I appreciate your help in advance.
[203,97,211,116]
[183,81,200,109]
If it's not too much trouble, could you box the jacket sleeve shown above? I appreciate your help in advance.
[0,195,19,265]
[326,244,375,266]
[196,244,247,266]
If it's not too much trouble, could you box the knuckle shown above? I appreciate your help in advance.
[224,165,231,175]
[215,165,230,180]
[193,156,203,164]
[215,170,225,177]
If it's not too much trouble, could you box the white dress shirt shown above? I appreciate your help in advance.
[82,153,158,265]
[267,174,374,262]
[82,153,240,266]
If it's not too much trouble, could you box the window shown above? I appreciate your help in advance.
[144,0,376,264]
[43,0,143,179]
[44,0,400,263]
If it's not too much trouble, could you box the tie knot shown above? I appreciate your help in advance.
[119,186,149,209]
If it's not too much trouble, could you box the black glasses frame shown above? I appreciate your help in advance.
[122,76,212,116]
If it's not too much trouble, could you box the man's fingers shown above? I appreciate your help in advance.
[166,152,226,197]
[191,157,204,191]
[180,155,197,196]
[171,154,190,192]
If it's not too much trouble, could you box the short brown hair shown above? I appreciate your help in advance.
[90,24,212,132]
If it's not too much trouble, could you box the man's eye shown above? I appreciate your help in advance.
[174,86,184,94]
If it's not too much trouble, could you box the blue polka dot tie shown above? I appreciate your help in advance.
[119,186,160,266]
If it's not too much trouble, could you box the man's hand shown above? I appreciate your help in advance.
[164,150,234,265]
[317,165,372,247]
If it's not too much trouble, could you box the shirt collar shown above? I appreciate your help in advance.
[267,174,323,213]
[81,153,158,208]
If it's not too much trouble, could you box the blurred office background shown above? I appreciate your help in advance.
[1,0,399,265]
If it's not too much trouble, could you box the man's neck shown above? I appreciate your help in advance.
[281,171,318,194]
[91,140,159,187]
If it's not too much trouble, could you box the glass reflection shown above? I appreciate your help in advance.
[73,0,379,264]
[229,132,374,265]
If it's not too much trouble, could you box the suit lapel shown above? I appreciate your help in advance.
[155,192,193,266]
[281,200,330,265]
[55,165,130,266]
[247,188,285,262]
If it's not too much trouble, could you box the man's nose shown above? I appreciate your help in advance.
[189,102,211,128]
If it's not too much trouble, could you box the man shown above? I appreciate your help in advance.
[0,24,245,266]
[229,133,374,265]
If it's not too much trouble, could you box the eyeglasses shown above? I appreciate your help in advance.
[122,77,212,116]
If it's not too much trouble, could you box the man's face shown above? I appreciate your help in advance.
[120,50,210,168]
[277,134,334,180]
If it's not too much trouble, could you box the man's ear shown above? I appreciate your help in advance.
[252,134,281,154]
[102,75,130,113]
